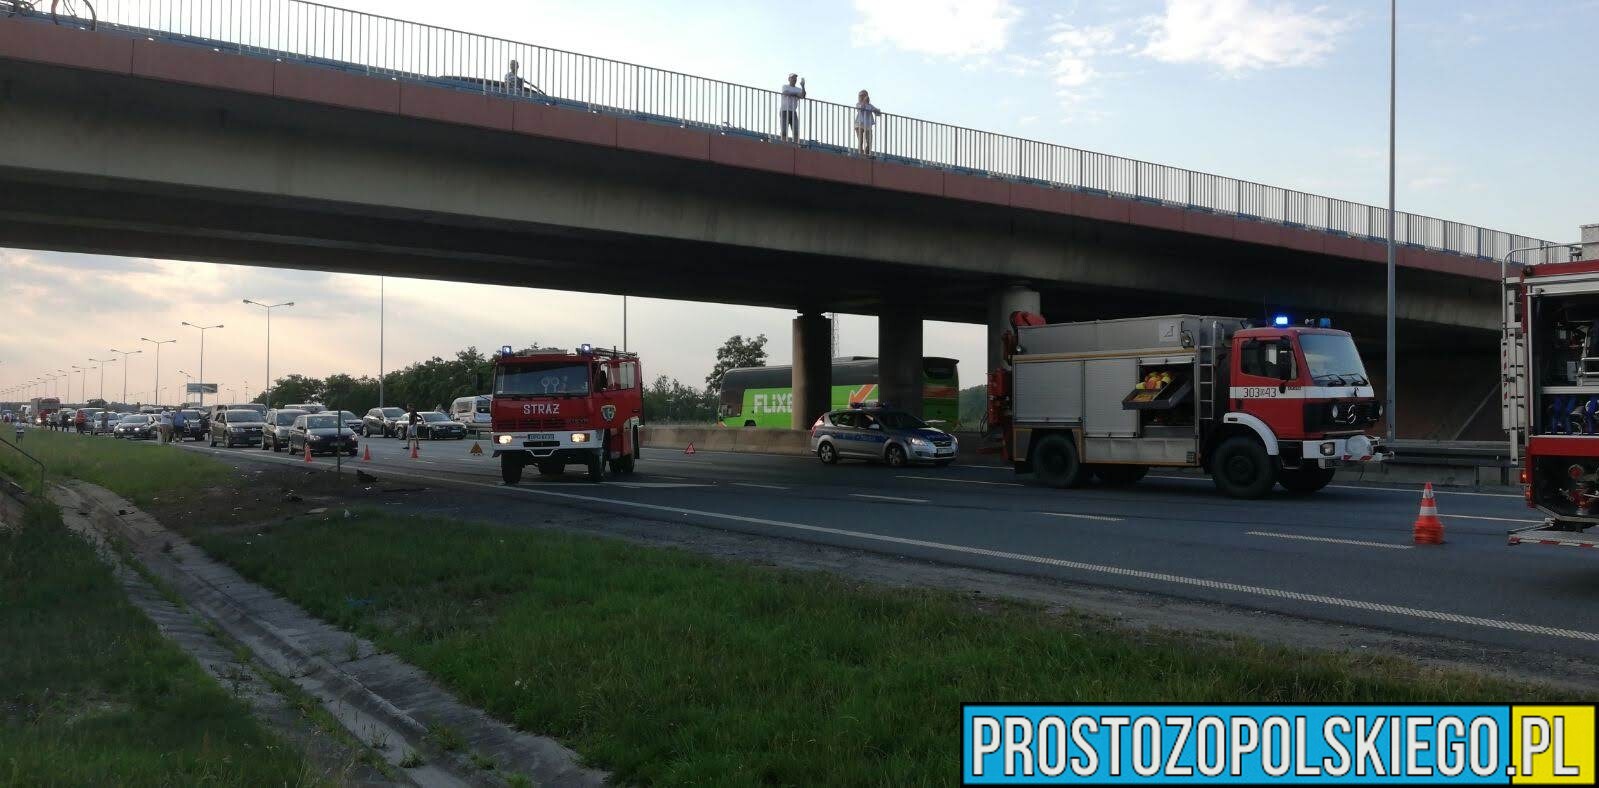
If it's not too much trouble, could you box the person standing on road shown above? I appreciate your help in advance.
[853,90,881,155]
[13,420,23,443]
[779,73,806,143]
[406,404,421,453]
[156,411,174,444]
[170,408,187,443]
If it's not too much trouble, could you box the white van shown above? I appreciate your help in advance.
[451,395,491,425]
[285,402,326,413]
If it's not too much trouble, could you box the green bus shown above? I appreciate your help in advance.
[718,357,960,429]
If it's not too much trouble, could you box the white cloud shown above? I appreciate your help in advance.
[1141,0,1349,72]
[1048,24,1117,88]
[851,0,1022,58]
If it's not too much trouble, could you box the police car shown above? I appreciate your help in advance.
[810,406,958,467]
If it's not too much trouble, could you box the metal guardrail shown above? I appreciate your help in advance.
[25,0,1569,264]
[0,430,47,495]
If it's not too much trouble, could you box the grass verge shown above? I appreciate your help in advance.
[198,510,1560,785]
[0,501,313,785]
[0,429,231,504]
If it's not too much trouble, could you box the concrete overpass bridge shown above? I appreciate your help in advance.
[0,1,1570,437]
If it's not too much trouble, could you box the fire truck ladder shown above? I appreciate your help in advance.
[1501,279,1527,462]
[1197,321,1220,423]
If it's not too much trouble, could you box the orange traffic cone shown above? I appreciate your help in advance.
[684,442,696,455]
[362,444,372,462]
[409,441,420,460]
[1412,482,1445,544]
[302,441,313,463]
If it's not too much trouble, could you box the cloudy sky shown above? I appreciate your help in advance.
[4,0,1595,404]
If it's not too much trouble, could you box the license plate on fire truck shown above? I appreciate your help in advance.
[527,433,554,441]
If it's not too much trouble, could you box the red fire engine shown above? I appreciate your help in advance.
[988,312,1385,498]
[1502,227,1599,549]
[490,345,643,485]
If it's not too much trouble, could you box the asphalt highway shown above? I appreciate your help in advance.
[174,434,1599,660]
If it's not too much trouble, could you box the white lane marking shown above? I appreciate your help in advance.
[182,445,1599,643]
[897,475,1024,487]
[1038,512,1123,522]
[1439,514,1543,524]
[1246,531,1412,550]
[733,482,789,491]
[608,482,712,489]
[849,493,928,504]
[1147,474,1524,499]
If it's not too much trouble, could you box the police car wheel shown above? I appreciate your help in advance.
[885,444,908,468]
[818,442,839,465]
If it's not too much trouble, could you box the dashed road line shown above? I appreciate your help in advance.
[733,482,789,491]
[848,493,928,504]
[1038,512,1123,522]
[897,475,1024,487]
[1245,531,1412,550]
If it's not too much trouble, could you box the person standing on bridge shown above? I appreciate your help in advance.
[504,59,529,95]
[779,73,806,143]
[853,90,881,155]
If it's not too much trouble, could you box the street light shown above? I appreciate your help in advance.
[1384,0,1396,444]
[181,322,224,407]
[109,348,143,405]
[242,299,293,405]
[89,357,116,401]
[71,365,86,404]
[140,337,177,408]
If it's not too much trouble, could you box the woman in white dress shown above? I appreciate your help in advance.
[854,90,881,155]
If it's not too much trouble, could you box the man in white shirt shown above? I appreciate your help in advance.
[505,59,528,95]
[779,73,806,143]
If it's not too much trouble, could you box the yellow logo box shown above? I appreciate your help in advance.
[1512,705,1595,785]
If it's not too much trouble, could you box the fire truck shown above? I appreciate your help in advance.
[490,345,643,485]
[988,312,1385,498]
[1502,225,1599,549]
[29,397,62,426]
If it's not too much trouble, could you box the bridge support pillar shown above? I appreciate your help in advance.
[987,285,1040,374]
[791,312,832,430]
[879,306,924,417]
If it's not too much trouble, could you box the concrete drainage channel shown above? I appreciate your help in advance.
[50,481,606,788]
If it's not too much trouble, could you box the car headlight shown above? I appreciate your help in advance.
[571,432,590,443]
[307,434,321,441]
[496,435,513,445]
[910,437,930,448]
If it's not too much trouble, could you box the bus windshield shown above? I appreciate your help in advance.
[1300,334,1369,386]
[495,363,590,396]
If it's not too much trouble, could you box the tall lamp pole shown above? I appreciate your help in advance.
[56,370,67,400]
[71,365,86,404]
[378,277,385,408]
[108,348,143,405]
[181,322,224,407]
[1384,0,1397,444]
[242,300,292,405]
[141,337,177,407]
[89,357,116,401]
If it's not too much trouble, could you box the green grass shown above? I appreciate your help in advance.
[0,429,231,504]
[0,502,313,785]
[196,510,1558,786]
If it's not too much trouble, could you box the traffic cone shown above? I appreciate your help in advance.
[302,442,313,463]
[362,444,372,462]
[410,441,420,460]
[684,442,696,455]
[1412,482,1445,544]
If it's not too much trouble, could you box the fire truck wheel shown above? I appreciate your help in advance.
[1277,465,1335,494]
[1093,465,1148,486]
[1033,434,1088,489]
[586,452,606,482]
[1211,437,1275,499]
[613,454,636,474]
[501,456,525,485]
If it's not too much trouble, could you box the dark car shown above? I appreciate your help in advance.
[91,410,121,435]
[209,408,266,448]
[398,411,467,440]
[362,406,407,438]
[331,410,364,434]
[287,413,359,456]
[113,413,157,440]
[177,409,207,441]
[261,408,308,452]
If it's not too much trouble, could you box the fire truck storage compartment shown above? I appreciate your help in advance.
[1530,290,1599,436]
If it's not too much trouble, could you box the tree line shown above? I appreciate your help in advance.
[251,335,770,424]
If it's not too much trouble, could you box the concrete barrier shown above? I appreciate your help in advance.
[641,426,814,456]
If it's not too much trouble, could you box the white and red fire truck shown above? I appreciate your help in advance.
[988,312,1385,498]
[490,345,643,485]
[1502,226,1599,549]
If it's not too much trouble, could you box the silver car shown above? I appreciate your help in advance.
[809,408,957,467]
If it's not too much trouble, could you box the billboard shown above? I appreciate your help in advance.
[186,383,219,394]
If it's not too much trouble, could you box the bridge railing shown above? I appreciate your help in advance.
[55,0,1570,264]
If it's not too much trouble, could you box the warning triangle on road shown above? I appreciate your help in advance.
[684,443,696,455]
[470,441,483,455]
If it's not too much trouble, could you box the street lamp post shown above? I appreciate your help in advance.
[242,300,293,406]
[109,348,143,406]
[1384,0,1397,443]
[71,365,86,404]
[181,322,224,407]
[56,370,67,401]
[140,337,177,407]
[89,357,116,402]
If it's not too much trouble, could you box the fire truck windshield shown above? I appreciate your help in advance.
[1299,334,1369,386]
[495,363,591,396]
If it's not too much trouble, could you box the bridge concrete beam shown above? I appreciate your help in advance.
[790,312,832,431]
[878,307,924,419]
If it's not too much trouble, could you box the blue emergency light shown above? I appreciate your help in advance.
[1272,315,1290,327]
[579,343,594,355]
[500,345,513,355]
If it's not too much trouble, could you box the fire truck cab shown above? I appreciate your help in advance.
[990,313,1385,498]
[490,345,643,485]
